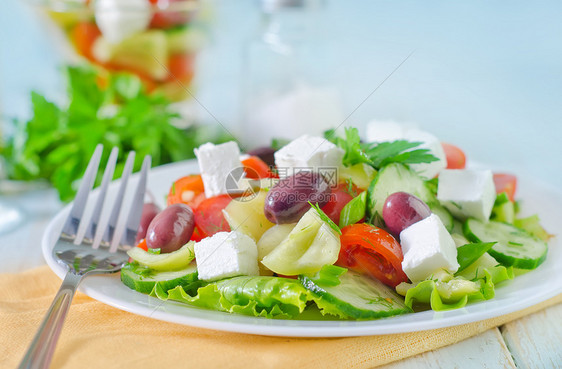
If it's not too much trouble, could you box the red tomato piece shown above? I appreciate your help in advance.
[190,226,205,242]
[167,175,206,208]
[441,142,466,169]
[493,173,517,202]
[193,195,232,237]
[149,0,191,29]
[167,54,195,84]
[241,156,277,179]
[71,22,101,61]
[136,239,148,251]
[337,224,408,287]
[128,239,148,262]
[321,183,356,225]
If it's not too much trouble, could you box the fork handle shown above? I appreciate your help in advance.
[19,272,83,369]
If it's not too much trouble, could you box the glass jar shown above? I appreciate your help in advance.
[240,0,344,148]
[27,0,209,102]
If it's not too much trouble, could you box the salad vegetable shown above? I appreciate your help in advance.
[45,0,208,101]
[0,66,232,201]
[122,124,552,320]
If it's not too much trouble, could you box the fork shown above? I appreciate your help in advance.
[19,144,151,369]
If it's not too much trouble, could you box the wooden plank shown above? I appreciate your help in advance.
[380,328,515,369]
[500,303,562,369]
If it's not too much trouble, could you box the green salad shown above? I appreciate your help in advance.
[122,124,552,319]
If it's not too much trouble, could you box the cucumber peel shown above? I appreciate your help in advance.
[300,269,411,319]
[127,242,195,271]
[366,163,435,226]
[463,219,548,269]
[121,262,200,295]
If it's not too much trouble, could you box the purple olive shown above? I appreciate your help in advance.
[383,192,431,238]
[264,172,331,224]
[247,146,276,167]
[146,203,195,253]
[135,203,161,243]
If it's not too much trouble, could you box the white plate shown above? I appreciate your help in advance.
[42,160,562,337]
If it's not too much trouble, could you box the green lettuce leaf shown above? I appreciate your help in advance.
[396,259,513,312]
[456,242,496,272]
[153,276,310,318]
[456,253,514,285]
[303,264,348,287]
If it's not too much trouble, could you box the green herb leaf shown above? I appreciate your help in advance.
[326,127,439,170]
[333,127,372,167]
[1,66,234,201]
[339,191,367,228]
[455,242,496,273]
[364,140,439,168]
[309,202,342,235]
[302,264,347,287]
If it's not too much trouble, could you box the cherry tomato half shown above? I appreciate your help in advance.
[337,223,408,287]
[441,143,466,170]
[193,195,232,237]
[321,183,357,225]
[241,156,277,179]
[72,22,101,61]
[167,54,195,84]
[493,173,517,202]
[167,175,206,208]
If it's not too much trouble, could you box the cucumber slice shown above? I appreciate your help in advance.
[429,203,454,232]
[92,31,169,81]
[463,219,548,269]
[491,193,515,224]
[300,270,411,319]
[121,263,199,294]
[127,242,195,271]
[367,163,434,225]
[166,26,206,54]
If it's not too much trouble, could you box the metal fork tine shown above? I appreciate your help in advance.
[101,151,135,249]
[60,144,103,239]
[84,147,119,245]
[19,148,152,369]
[119,155,151,249]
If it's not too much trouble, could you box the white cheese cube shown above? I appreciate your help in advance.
[365,120,447,179]
[400,213,459,282]
[194,231,259,281]
[274,135,344,179]
[437,169,496,221]
[94,0,151,43]
[194,141,243,198]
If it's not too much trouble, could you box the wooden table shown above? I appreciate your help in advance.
[382,304,562,368]
[1,188,560,368]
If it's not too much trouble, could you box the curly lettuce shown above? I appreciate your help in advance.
[152,276,310,318]
[396,254,513,311]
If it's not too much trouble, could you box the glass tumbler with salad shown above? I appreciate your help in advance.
[28,0,208,101]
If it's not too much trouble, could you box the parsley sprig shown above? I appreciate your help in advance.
[326,127,438,169]
[0,66,233,201]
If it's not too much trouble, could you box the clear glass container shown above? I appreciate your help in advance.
[26,0,209,102]
[240,0,344,148]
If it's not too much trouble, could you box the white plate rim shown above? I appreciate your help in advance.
[41,160,562,337]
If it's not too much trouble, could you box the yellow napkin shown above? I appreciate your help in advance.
[1,266,560,369]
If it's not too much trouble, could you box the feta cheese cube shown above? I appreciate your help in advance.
[400,213,459,282]
[274,135,344,178]
[437,169,496,221]
[365,121,447,179]
[194,231,259,281]
[194,141,243,198]
[94,0,151,43]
